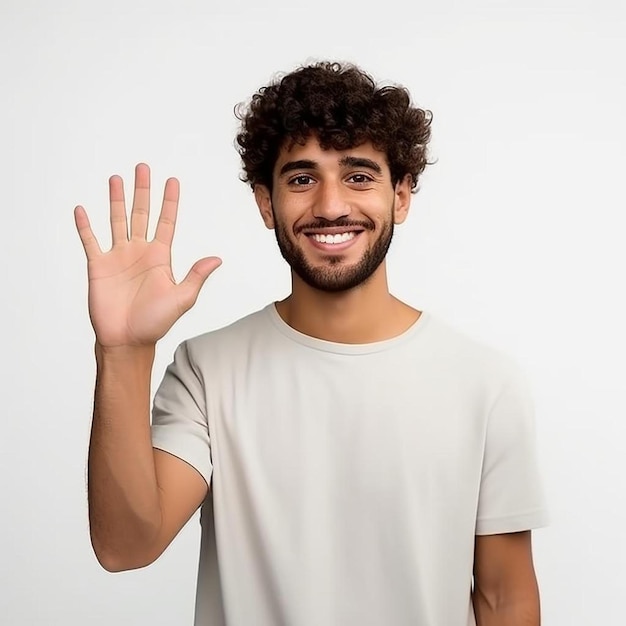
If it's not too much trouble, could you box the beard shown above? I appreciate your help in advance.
[272,209,395,293]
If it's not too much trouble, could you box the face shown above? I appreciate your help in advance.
[255,137,411,293]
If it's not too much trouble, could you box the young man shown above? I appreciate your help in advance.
[76,61,548,625]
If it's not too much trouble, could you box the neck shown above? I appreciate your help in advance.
[275,263,421,344]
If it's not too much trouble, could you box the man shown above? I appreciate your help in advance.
[75,61,548,625]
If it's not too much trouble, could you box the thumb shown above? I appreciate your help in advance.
[177,256,222,308]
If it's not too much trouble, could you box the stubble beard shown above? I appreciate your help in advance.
[272,208,395,293]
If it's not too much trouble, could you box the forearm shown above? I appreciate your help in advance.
[472,586,540,626]
[88,343,161,571]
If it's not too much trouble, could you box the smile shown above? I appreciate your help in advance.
[310,232,356,244]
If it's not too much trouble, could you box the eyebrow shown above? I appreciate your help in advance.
[278,156,383,176]
[279,160,317,176]
[339,156,383,173]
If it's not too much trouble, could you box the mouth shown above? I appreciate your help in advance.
[310,231,357,244]
[303,229,364,252]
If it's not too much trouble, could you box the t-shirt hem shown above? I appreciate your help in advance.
[151,428,213,488]
[475,509,550,535]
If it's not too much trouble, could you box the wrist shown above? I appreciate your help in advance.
[95,342,156,365]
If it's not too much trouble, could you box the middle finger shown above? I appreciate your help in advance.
[130,162,151,240]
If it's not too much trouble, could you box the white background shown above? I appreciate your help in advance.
[1,0,625,624]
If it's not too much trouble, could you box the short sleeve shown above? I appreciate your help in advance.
[475,365,549,535]
[151,341,212,488]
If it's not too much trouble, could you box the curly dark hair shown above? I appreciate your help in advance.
[234,61,433,194]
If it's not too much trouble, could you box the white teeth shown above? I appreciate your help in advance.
[312,232,356,244]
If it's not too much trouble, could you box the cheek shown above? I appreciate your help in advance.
[273,199,311,229]
[372,202,396,226]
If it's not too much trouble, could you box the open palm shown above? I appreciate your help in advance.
[75,164,221,347]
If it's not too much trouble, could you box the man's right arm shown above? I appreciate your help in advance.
[75,163,220,572]
[88,344,208,572]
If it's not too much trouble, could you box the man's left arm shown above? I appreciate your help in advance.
[472,531,540,626]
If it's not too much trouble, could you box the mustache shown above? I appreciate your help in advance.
[295,218,375,234]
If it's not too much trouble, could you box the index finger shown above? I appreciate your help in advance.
[153,177,180,247]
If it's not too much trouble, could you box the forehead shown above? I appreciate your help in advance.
[273,136,390,174]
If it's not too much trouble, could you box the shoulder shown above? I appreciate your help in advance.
[180,304,274,361]
[420,312,527,390]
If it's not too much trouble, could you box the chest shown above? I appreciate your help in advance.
[206,349,488,513]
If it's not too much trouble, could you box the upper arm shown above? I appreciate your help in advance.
[473,531,540,619]
[476,364,548,536]
[147,448,209,562]
[146,341,213,564]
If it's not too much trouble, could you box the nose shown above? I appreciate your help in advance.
[312,181,351,221]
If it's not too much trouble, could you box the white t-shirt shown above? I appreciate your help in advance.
[151,304,548,626]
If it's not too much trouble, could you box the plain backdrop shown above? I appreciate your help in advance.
[1,0,625,624]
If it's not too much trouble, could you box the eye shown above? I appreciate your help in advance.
[288,174,315,186]
[347,173,374,185]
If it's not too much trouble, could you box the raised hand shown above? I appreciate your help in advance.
[74,163,221,348]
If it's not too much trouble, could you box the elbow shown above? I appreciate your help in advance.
[95,552,131,573]
[88,509,162,572]
[473,585,540,625]
[90,534,159,573]
[93,546,156,573]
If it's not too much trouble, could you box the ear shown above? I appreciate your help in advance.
[393,174,412,225]
[254,184,275,229]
